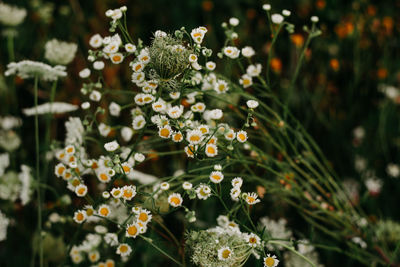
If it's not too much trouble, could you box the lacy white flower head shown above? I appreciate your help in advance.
[5,60,67,81]
[44,39,78,65]
[22,102,78,116]
[0,2,26,26]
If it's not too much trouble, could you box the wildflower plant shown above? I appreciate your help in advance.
[1,2,399,267]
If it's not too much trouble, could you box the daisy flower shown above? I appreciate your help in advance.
[263,254,279,267]
[231,177,243,188]
[75,184,88,197]
[168,193,183,207]
[160,182,170,191]
[104,140,120,152]
[158,125,172,139]
[186,129,203,145]
[111,187,122,199]
[73,210,87,224]
[122,185,136,200]
[110,53,124,64]
[246,233,261,248]
[210,171,224,183]
[116,243,132,257]
[196,184,211,200]
[98,204,111,217]
[126,223,140,238]
[218,247,233,260]
[205,144,218,157]
[236,130,248,143]
[182,182,193,190]
[137,209,152,224]
[245,192,261,205]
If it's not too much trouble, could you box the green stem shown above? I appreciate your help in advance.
[7,34,14,62]
[268,240,316,267]
[140,235,183,266]
[34,76,43,267]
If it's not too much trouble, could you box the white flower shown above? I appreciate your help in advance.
[89,90,101,102]
[167,105,184,119]
[186,129,204,145]
[246,233,261,247]
[229,17,239,26]
[247,64,262,77]
[214,80,229,94]
[365,178,383,195]
[263,254,279,267]
[93,61,105,70]
[239,74,253,88]
[160,182,170,191]
[44,39,78,65]
[116,243,132,257]
[155,30,167,38]
[132,115,146,130]
[311,16,319,23]
[125,43,136,53]
[223,46,240,59]
[245,192,261,205]
[104,140,119,152]
[89,34,103,48]
[134,153,145,162]
[182,182,193,190]
[0,3,26,26]
[81,102,90,109]
[271,14,284,24]
[241,46,255,58]
[121,127,133,142]
[22,102,78,116]
[75,184,88,197]
[206,61,216,70]
[0,153,10,176]
[79,68,91,78]
[98,122,111,137]
[262,4,271,11]
[282,9,291,17]
[191,27,207,44]
[109,102,121,117]
[218,247,233,260]
[236,130,248,143]
[387,163,400,178]
[210,171,224,183]
[246,100,259,109]
[168,193,183,207]
[231,177,243,188]
[196,184,211,200]
[5,60,67,81]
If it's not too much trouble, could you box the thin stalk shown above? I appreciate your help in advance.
[34,76,43,267]
[140,236,183,266]
[268,240,316,267]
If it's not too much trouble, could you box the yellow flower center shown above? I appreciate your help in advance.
[100,207,109,216]
[265,257,275,267]
[138,213,148,222]
[222,249,231,259]
[127,225,138,236]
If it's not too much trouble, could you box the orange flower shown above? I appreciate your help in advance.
[330,59,340,72]
[270,58,282,73]
[377,68,388,79]
[290,34,304,48]
[202,0,213,12]
[316,0,326,10]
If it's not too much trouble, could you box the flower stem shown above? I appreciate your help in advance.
[140,235,183,266]
[34,75,43,267]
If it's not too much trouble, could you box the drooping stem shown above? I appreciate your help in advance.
[140,235,183,266]
[268,240,316,267]
[34,75,43,267]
